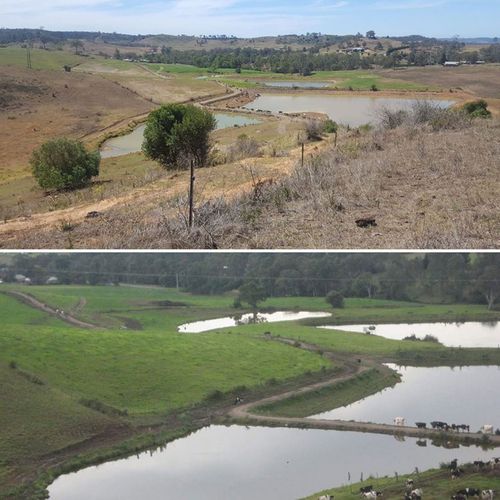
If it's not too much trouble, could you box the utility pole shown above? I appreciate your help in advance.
[188,159,195,229]
[175,273,180,290]
[301,142,304,167]
[26,44,32,70]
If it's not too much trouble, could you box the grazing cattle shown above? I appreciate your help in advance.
[450,459,458,469]
[406,479,414,488]
[362,492,382,499]
[415,422,427,429]
[451,468,464,479]
[474,461,487,470]
[234,396,243,405]
[490,458,500,469]
[318,495,333,500]
[459,488,481,497]
[394,417,406,426]
[481,490,494,500]
[408,488,423,500]
[430,421,448,430]
[481,425,494,434]
[360,485,373,493]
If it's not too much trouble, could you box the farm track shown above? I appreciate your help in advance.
[229,336,500,446]
[3,290,98,329]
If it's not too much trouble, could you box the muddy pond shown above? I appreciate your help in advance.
[100,113,262,159]
[48,423,499,500]
[178,310,331,333]
[312,365,500,429]
[262,81,331,89]
[244,95,455,127]
[319,321,500,348]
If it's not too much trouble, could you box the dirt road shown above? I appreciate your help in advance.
[5,290,97,329]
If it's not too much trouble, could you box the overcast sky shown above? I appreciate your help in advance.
[1,0,499,38]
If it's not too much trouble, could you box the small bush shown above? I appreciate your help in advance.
[227,134,261,161]
[371,84,379,91]
[305,119,324,141]
[31,138,100,191]
[323,119,338,134]
[8,360,17,369]
[462,99,491,118]
[326,290,345,308]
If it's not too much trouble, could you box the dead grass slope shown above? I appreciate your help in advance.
[0,66,154,179]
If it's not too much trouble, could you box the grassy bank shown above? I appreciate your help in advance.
[304,462,500,500]
[254,366,401,418]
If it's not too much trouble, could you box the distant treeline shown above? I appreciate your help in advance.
[1,254,498,308]
[136,43,500,73]
[0,28,144,45]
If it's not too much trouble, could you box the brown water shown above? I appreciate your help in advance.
[244,95,455,126]
[100,113,261,159]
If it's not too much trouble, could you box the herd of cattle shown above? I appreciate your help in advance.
[392,418,495,435]
[316,458,499,499]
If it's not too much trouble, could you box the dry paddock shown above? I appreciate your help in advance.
[1,117,498,249]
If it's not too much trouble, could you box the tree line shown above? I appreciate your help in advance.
[1,253,498,309]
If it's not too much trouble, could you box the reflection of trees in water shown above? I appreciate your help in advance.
[231,313,269,326]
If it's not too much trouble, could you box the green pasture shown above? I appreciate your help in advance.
[304,464,500,500]
[0,46,84,70]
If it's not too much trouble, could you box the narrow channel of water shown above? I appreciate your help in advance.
[100,113,262,159]
[48,425,499,500]
[262,81,331,89]
[311,365,500,430]
[178,311,331,333]
[243,95,455,127]
[319,321,500,348]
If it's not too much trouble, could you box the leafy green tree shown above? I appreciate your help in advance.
[142,104,216,170]
[30,138,100,190]
[326,290,344,308]
[238,280,268,309]
[323,119,339,146]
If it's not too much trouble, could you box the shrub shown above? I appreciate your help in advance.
[305,119,324,141]
[371,84,379,91]
[31,138,100,190]
[323,119,338,134]
[8,360,17,369]
[462,99,491,118]
[326,290,345,308]
[227,134,261,161]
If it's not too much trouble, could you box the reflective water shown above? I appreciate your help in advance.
[48,425,499,500]
[100,113,262,158]
[312,365,500,430]
[319,321,500,348]
[244,95,455,127]
[262,81,331,89]
[178,310,331,333]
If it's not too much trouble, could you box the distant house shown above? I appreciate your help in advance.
[443,61,461,67]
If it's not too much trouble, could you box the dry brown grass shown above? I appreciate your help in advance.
[1,113,498,249]
[0,66,154,181]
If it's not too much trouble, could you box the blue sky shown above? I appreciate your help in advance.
[1,0,499,38]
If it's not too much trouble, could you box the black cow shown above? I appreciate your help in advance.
[451,468,464,479]
[360,485,373,494]
[415,422,427,429]
[450,459,458,469]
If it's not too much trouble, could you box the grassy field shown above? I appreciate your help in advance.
[304,463,500,500]
[0,46,85,70]
[2,285,500,497]
[255,366,401,418]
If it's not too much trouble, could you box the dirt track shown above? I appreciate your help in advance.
[4,290,97,329]
[229,337,500,446]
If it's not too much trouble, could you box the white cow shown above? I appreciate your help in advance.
[480,424,494,434]
[481,490,494,500]
[394,416,406,426]
[318,495,333,500]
